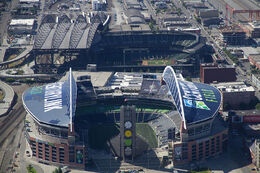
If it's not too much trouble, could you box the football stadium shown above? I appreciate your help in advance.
[22,66,228,169]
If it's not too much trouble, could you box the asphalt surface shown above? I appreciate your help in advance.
[0,84,28,173]
[0,0,20,45]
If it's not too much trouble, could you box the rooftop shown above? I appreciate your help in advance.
[201,63,235,69]
[25,113,68,144]
[163,66,222,127]
[220,24,244,33]
[10,19,35,26]
[249,21,260,29]
[22,69,77,128]
[247,54,260,63]
[19,0,39,3]
[233,110,260,116]
[61,71,113,87]
[212,81,255,92]
[244,123,260,131]
[240,47,260,56]
[107,72,144,90]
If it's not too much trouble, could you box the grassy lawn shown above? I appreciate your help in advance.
[8,58,25,68]
[4,48,26,61]
[136,123,158,148]
[88,123,158,149]
[157,109,170,113]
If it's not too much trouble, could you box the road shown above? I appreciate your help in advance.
[143,0,158,24]
[111,0,124,25]
[0,0,20,45]
[0,45,33,67]
[0,84,28,173]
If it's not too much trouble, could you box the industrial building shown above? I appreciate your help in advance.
[8,19,36,35]
[92,0,106,11]
[123,0,141,10]
[228,110,260,169]
[248,21,260,38]
[125,8,145,24]
[220,24,247,45]
[198,9,218,19]
[248,54,260,70]
[212,82,255,110]
[252,74,260,90]
[249,139,260,168]
[19,0,40,6]
[162,15,191,28]
[200,63,237,84]
[197,9,220,26]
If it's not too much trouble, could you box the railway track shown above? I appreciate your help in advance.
[0,104,26,147]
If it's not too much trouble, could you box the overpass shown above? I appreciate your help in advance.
[0,46,33,69]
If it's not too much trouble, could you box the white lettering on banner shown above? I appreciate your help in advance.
[44,83,63,112]
[179,82,203,101]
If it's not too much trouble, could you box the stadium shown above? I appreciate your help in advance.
[22,66,227,170]
[29,13,210,75]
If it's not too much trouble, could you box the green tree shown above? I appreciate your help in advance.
[5,78,15,83]
[177,8,181,16]
[52,167,62,173]
[17,69,24,75]
[223,103,231,111]
[186,76,192,82]
[27,164,37,173]
[256,103,260,110]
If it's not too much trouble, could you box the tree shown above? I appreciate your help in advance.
[186,76,192,82]
[256,103,260,110]
[27,164,37,173]
[177,8,181,16]
[223,103,231,111]
[52,168,62,173]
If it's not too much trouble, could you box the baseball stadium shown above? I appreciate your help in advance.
[22,66,228,170]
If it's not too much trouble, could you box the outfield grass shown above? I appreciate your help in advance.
[88,123,158,149]
[143,59,174,66]
[136,123,158,148]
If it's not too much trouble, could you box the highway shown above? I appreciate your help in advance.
[0,72,58,78]
[0,45,32,68]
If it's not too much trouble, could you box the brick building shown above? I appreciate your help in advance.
[200,63,237,84]
[212,82,255,110]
